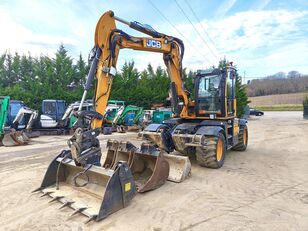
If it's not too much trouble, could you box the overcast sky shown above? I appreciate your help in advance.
[0,0,307,77]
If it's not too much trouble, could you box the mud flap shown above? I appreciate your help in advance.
[2,131,29,146]
[33,151,136,222]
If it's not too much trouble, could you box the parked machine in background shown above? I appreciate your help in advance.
[112,105,144,132]
[11,106,39,138]
[6,100,26,128]
[64,100,94,132]
[39,99,66,129]
[0,96,10,145]
[152,108,173,123]
[0,96,32,146]
[101,100,125,134]
[107,100,125,107]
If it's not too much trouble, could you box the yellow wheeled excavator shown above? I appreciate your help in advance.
[34,10,248,223]
[33,10,192,223]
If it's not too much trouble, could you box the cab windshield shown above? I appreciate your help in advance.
[10,103,22,117]
[197,75,222,113]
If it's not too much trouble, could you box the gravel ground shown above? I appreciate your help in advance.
[0,111,307,231]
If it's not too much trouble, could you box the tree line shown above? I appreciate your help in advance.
[0,45,248,116]
[247,75,308,97]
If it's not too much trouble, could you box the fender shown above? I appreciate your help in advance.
[239,119,247,126]
[144,123,169,132]
[195,125,224,137]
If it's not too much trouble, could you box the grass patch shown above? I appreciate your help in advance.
[255,104,303,111]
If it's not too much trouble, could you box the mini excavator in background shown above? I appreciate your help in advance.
[34,10,248,223]
[0,96,38,146]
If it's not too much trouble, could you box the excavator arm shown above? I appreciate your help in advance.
[79,11,191,129]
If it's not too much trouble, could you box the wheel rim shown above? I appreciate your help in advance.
[216,138,223,161]
[243,128,247,145]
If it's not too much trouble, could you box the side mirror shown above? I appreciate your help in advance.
[229,70,235,79]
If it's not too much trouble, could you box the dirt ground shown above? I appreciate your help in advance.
[0,111,307,231]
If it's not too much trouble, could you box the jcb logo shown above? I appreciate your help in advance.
[146,39,161,49]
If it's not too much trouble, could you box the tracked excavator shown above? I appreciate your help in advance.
[112,105,143,132]
[33,10,191,223]
[0,96,35,146]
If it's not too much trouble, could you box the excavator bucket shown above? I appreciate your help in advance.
[1,131,29,146]
[163,154,191,183]
[112,141,135,169]
[103,140,170,192]
[131,144,169,192]
[33,151,136,223]
[102,139,119,168]
[103,140,135,169]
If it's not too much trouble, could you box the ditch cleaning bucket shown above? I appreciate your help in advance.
[33,150,136,223]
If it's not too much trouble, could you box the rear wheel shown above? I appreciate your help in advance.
[196,133,226,169]
[232,125,248,151]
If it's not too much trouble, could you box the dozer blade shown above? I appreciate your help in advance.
[33,151,136,222]
[163,154,191,183]
[2,131,29,147]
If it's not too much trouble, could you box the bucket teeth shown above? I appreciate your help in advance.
[49,196,64,203]
[59,201,74,209]
[70,207,87,217]
[84,215,97,224]
[40,191,52,197]
[31,187,43,193]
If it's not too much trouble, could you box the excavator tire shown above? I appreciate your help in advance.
[232,125,248,151]
[195,133,226,169]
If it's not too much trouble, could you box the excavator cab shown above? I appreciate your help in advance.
[195,67,236,118]
[142,65,247,169]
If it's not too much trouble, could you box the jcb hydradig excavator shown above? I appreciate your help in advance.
[33,10,191,223]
